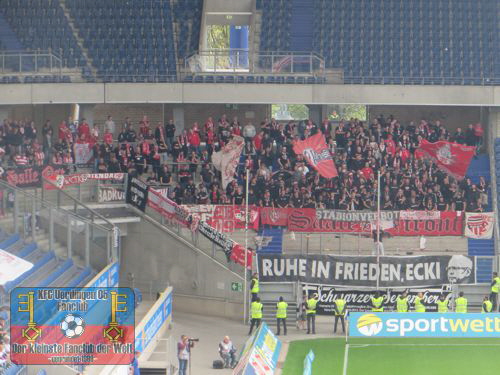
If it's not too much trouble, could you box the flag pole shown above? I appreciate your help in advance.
[243,166,249,324]
[376,171,381,290]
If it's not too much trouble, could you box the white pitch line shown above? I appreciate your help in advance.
[349,343,500,348]
[342,343,350,375]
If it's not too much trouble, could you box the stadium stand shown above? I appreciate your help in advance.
[257,0,500,85]
[0,0,87,69]
[173,0,203,63]
[66,0,177,82]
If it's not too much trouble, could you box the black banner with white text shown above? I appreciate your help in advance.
[258,254,475,287]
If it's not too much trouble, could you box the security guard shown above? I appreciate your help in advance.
[482,296,493,313]
[248,297,263,335]
[414,292,426,313]
[250,273,260,302]
[396,291,409,313]
[490,272,500,312]
[333,297,347,334]
[276,296,288,336]
[436,294,449,313]
[371,292,384,312]
[306,293,319,334]
[455,292,468,313]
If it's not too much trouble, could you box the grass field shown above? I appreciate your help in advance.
[282,337,500,375]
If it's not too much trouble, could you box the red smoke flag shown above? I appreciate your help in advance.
[417,140,475,180]
[293,133,338,178]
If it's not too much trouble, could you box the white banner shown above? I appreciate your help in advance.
[74,143,93,164]
[0,249,33,285]
[212,135,244,189]
[464,212,494,239]
[399,210,441,220]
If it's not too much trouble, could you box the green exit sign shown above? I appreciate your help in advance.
[231,282,242,292]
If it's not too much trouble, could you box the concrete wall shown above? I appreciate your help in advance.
[1,83,499,105]
[119,216,245,319]
[368,105,481,131]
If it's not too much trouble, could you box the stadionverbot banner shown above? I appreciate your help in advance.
[258,254,475,287]
[302,284,452,314]
[126,177,149,212]
[350,312,500,338]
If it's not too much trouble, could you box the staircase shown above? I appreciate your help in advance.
[59,0,96,77]
[259,282,298,328]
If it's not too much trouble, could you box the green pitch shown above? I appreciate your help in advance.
[282,337,500,375]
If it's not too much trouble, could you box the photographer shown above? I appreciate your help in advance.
[218,336,237,369]
[177,335,196,375]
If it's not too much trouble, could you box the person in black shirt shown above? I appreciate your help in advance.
[126,124,137,142]
[275,190,290,208]
[134,146,146,175]
[233,186,244,205]
[436,196,448,211]
[165,120,176,151]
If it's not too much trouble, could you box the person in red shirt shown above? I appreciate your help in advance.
[78,118,90,139]
[384,134,396,155]
[103,129,113,145]
[360,162,374,180]
[58,120,71,142]
[253,131,264,151]
[188,127,201,155]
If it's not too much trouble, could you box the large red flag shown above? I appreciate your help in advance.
[417,139,475,180]
[293,132,338,178]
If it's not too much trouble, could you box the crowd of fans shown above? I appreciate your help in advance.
[0,113,487,212]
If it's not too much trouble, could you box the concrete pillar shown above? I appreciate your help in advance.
[79,104,95,125]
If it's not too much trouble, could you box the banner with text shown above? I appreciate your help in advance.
[5,166,42,188]
[350,312,500,338]
[260,208,463,236]
[126,177,149,212]
[303,284,452,314]
[258,254,475,287]
[183,205,260,232]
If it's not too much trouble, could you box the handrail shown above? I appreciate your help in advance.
[41,177,115,229]
[0,179,111,232]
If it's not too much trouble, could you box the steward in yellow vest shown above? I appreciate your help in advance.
[371,292,384,312]
[306,293,319,334]
[333,298,347,334]
[414,292,426,313]
[490,272,500,312]
[248,297,263,335]
[482,296,493,313]
[276,297,288,336]
[396,292,409,313]
[436,295,449,313]
[455,292,468,313]
[250,273,259,302]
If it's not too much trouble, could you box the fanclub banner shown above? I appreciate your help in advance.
[197,220,234,259]
[303,284,452,314]
[44,172,125,190]
[126,177,149,212]
[258,254,475,287]
[5,166,42,188]
[261,208,463,236]
[464,212,494,239]
[98,186,125,202]
[147,188,192,227]
[183,205,260,232]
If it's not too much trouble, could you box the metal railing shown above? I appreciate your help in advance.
[0,179,117,271]
[185,49,326,76]
[0,50,63,75]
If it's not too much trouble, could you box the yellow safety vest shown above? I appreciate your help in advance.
[251,278,259,294]
[482,300,493,313]
[491,277,500,293]
[396,297,409,313]
[276,301,288,318]
[455,297,468,313]
[437,300,448,313]
[334,299,346,316]
[306,298,318,314]
[371,297,384,312]
[251,302,263,319]
[414,297,426,313]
